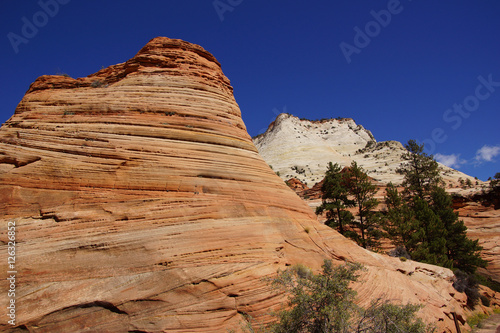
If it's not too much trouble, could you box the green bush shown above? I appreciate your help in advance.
[466,312,488,328]
[241,260,434,333]
[475,273,500,293]
[90,79,106,88]
[480,295,490,307]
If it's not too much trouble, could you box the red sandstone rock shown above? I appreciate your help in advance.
[454,196,500,284]
[0,37,473,332]
[285,177,309,191]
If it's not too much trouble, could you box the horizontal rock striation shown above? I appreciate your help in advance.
[454,194,500,283]
[0,37,480,332]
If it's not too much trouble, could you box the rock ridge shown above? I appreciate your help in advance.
[254,113,478,186]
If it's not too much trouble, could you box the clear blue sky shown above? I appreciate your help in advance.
[1,0,499,180]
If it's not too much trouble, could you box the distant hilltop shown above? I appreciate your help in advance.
[253,113,477,187]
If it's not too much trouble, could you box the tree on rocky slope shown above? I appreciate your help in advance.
[397,139,441,201]
[430,187,487,273]
[491,172,500,191]
[315,162,354,235]
[384,140,486,274]
[488,172,500,207]
[316,162,382,249]
[344,162,381,249]
[382,183,415,249]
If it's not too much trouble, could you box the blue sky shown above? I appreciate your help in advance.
[1,0,499,180]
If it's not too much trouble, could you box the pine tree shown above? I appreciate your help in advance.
[409,196,450,268]
[385,140,487,274]
[489,172,500,208]
[397,140,441,200]
[430,187,487,273]
[382,183,415,248]
[315,162,355,235]
[345,162,380,249]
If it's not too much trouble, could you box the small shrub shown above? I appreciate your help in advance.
[389,246,411,260]
[478,274,500,293]
[467,312,488,328]
[253,261,434,333]
[399,256,407,262]
[304,227,310,234]
[480,295,490,307]
[90,79,105,88]
[453,270,480,307]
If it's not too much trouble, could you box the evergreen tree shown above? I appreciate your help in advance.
[397,140,441,200]
[491,172,500,191]
[315,162,354,235]
[430,187,487,273]
[409,196,450,268]
[384,139,487,274]
[345,162,380,249]
[382,183,414,248]
[489,172,500,207]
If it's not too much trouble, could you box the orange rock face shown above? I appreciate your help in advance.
[0,37,481,332]
[455,197,500,283]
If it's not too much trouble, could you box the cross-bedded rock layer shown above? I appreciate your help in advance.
[0,37,486,332]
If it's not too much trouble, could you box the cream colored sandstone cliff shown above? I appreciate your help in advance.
[253,113,477,186]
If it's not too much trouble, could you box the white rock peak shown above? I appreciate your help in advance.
[253,113,475,187]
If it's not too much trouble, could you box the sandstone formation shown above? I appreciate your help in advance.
[0,37,490,332]
[453,191,500,284]
[253,113,478,187]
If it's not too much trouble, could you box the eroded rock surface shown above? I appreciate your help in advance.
[455,195,500,283]
[0,37,478,332]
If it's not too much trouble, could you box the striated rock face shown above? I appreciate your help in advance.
[453,193,500,283]
[253,113,478,187]
[0,37,478,332]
